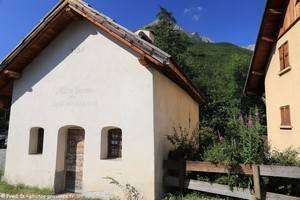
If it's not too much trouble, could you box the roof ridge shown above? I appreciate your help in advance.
[72,0,172,63]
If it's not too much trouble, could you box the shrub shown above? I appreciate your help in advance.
[104,177,142,200]
[167,127,196,160]
[203,140,240,170]
[162,193,224,200]
[167,126,217,160]
[195,127,218,160]
[267,147,300,166]
[238,119,265,164]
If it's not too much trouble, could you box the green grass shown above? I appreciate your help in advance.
[0,181,53,195]
[162,193,226,200]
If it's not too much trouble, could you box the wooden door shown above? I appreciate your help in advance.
[65,128,85,192]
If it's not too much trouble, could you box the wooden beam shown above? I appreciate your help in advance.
[3,70,21,79]
[178,160,186,194]
[164,160,253,175]
[252,71,265,76]
[261,36,275,43]
[164,176,252,200]
[266,192,300,200]
[0,83,13,97]
[253,165,262,200]
[138,56,153,68]
[260,165,300,179]
[0,95,11,109]
[186,161,253,175]
[268,9,284,15]
[246,91,257,96]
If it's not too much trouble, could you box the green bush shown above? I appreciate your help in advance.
[267,147,300,166]
[238,119,265,164]
[167,127,197,160]
[162,193,225,200]
[167,126,217,160]
[203,140,240,170]
[166,114,300,196]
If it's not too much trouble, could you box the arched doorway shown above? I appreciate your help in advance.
[55,126,85,193]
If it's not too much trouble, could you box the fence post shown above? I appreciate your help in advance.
[178,159,186,194]
[252,165,261,200]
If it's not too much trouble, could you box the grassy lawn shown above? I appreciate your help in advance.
[0,181,227,200]
[162,193,226,200]
[0,181,53,195]
[0,181,103,199]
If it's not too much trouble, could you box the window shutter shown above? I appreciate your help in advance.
[279,46,285,70]
[283,42,290,68]
[280,107,285,125]
[280,105,291,126]
[285,106,291,125]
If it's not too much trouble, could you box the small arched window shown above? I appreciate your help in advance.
[29,127,44,154]
[107,128,122,159]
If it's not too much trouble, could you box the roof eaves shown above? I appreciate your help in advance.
[244,0,289,96]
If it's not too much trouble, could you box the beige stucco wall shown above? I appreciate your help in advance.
[153,70,199,199]
[4,19,200,200]
[4,20,156,199]
[265,21,300,151]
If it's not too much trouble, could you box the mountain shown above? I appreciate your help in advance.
[190,32,215,43]
[243,44,255,51]
[143,14,264,133]
[144,19,214,43]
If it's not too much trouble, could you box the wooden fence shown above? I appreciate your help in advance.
[164,160,300,200]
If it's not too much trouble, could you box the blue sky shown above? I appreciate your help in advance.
[0,0,265,61]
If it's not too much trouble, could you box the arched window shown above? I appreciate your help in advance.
[29,127,44,154]
[107,128,122,159]
[100,127,122,159]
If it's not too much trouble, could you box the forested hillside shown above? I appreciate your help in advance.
[146,7,265,136]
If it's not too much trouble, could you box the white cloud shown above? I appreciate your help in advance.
[193,14,200,21]
[197,6,203,11]
[184,8,192,14]
[183,6,202,21]
[183,6,203,14]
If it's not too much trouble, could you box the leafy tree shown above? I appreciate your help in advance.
[146,6,190,65]
[147,7,266,137]
[156,6,176,24]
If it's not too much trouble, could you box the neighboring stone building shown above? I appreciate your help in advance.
[245,0,300,151]
[0,0,205,199]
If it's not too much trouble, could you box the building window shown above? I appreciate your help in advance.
[29,127,44,154]
[280,105,291,126]
[278,42,290,71]
[107,128,122,159]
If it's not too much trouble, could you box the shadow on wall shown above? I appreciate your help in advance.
[11,19,148,106]
[11,21,98,105]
